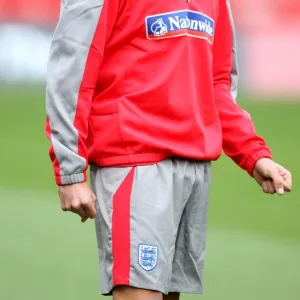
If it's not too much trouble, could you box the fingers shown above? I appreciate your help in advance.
[262,180,275,194]
[62,200,96,222]
[279,171,292,192]
[283,181,292,192]
[262,169,292,195]
[268,169,284,195]
[81,193,97,221]
[72,206,88,221]
[253,159,292,196]
[62,201,88,220]
[59,183,97,223]
[82,202,96,219]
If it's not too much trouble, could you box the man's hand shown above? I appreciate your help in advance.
[58,182,97,223]
[252,158,292,195]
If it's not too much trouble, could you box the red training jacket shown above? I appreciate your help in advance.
[46,0,272,185]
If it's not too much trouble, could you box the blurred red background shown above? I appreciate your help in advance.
[0,0,60,25]
[0,0,299,94]
[1,0,300,27]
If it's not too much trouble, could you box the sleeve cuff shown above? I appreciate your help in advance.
[56,172,87,185]
[244,149,273,176]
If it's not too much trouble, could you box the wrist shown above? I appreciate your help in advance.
[244,150,272,176]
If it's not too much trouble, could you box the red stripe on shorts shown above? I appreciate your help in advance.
[112,167,135,287]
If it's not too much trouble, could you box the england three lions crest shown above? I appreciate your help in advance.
[146,10,215,44]
[138,244,158,271]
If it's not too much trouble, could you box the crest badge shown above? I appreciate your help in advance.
[138,244,158,271]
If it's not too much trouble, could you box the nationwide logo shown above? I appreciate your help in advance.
[145,10,215,43]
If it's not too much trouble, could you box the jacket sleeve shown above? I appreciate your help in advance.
[45,0,118,185]
[212,0,272,175]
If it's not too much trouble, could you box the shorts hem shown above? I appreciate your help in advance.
[101,279,169,296]
[169,287,203,294]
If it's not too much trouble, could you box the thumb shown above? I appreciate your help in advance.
[269,169,284,195]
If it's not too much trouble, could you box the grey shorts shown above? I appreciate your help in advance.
[90,158,211,295]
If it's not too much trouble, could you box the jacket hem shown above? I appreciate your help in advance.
[91,153,171,168]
